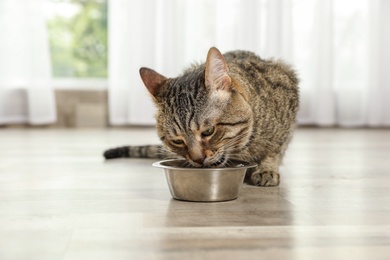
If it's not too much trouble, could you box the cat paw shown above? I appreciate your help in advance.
[251,171,280,187]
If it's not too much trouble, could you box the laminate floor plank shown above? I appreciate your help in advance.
[0,128,389,259]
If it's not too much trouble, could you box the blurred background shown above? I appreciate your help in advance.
[0,0,389,128]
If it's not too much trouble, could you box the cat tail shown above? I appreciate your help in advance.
[103,145,167,160]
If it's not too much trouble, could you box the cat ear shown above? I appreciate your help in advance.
[205,47,231,96]
[139,67,167,98]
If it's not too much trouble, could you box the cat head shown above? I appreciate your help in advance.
[140,47,253,167]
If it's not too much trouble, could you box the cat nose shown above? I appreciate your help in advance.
[192,156,205,165]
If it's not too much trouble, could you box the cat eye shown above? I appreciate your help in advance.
[172,139,184,145]
[201,127,215,137]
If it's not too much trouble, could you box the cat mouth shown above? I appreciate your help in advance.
[187,155,227,168]
[208,156,227,167]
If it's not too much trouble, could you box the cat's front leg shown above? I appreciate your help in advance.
[250,154,280,187]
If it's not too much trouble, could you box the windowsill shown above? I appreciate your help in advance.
[52,78,108,90]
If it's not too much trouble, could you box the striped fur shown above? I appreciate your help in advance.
[105,47,299,186]
[104,145,165,159]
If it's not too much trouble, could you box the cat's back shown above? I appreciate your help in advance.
[223,50,262,63]
[223,50,298,93]
[223,50,299,143]
[180,49,298,102]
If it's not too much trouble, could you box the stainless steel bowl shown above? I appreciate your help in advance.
[153,159,257,202]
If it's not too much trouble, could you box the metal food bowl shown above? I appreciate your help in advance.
[153,159,257,202]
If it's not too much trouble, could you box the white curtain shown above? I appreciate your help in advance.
[108,0,390,127]
[0,0,56,125]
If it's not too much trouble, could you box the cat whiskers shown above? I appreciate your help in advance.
[209,136,246,165]
[221,135,248,152]
[157,146,177,160]
[182,161,192,168]
[224,160,236,168]
[226,153,252,163]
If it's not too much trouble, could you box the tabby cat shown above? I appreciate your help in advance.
[104,47,299,186]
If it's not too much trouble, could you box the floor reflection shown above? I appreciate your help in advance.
[160,185,319,228]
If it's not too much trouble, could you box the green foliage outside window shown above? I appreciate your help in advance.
[47,0,108,78]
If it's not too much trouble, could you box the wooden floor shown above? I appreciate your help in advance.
[0,127,389,260]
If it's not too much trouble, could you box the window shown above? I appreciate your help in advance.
[45,0,108,78]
